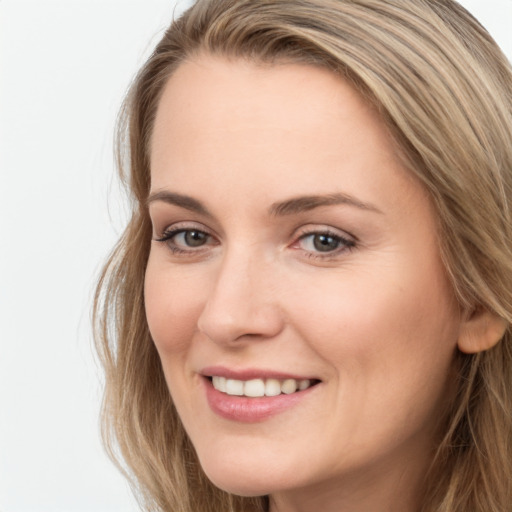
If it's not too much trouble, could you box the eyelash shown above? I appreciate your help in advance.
[154,225,356,259]
[294,229,355,259]
[155,227,216,255]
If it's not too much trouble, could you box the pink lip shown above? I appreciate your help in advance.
[201,365,317,381]
[201,367,320,423]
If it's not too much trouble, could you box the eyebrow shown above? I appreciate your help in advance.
[146,190,382,217]
[147,191,213,217]
[269,193,382,216]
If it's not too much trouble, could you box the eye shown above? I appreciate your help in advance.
[302,233,343,252]
[175,230,209,247]
[294,229,355,257]
[154,226,216,254]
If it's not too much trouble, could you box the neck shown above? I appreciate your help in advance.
[268,446,431,512]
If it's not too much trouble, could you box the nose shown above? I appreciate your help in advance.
[197,249,285,345]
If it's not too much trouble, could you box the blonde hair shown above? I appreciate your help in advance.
[93,1,512,511]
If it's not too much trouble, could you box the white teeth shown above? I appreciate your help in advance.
[298,379,310,391]
[281,379,297,394]
[265,378,282,397]
[212,377,314,397]
[212,376,227,393]
[244,379,265,397]
[225,379,244,396]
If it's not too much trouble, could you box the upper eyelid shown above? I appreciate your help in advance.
[155,221,215,236]
[294,231,355,248]
[153,220,357,244]
[158,228,216,245]
[293,224,357,242]
[155,227,218,252]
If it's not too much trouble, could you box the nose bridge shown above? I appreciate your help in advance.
[197,243,283,344]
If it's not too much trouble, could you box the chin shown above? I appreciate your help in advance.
[203,468,273,497]
[197,451,294,497]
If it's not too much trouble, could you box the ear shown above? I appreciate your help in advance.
[457,307,508,354]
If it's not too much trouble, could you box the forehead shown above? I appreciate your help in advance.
[150,55,382,159]
[149,55,422,214]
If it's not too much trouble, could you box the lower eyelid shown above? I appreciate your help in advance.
[156,225,209,240]
[301,242,355,260]
[154,225,354,256]
[155,228,221,257]
[296,231,354,245]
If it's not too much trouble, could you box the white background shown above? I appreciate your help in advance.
[0,1,511,511]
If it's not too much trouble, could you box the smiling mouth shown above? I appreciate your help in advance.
[209,376,320,397]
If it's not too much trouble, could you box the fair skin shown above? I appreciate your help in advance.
[145,55,489,511]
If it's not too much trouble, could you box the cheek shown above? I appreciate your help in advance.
[144,258,205,355]
[285,256,459,384]
[282,262,460,455]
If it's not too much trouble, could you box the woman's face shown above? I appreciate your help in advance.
[145,56,462,506]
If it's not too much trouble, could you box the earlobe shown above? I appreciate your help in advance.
[457,307,508,354]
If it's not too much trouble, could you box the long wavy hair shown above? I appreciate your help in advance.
[93,1,512,511]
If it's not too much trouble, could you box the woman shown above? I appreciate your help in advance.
[94,0,512,510]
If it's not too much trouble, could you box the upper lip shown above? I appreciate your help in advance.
[200,366,319,381]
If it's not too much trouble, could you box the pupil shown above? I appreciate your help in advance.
[313,234,338,252]
[185,231,207,247]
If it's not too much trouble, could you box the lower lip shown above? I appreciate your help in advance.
[204,378,318,423]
